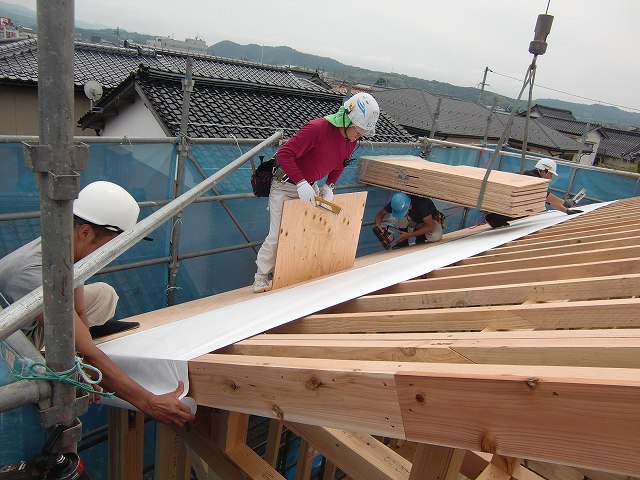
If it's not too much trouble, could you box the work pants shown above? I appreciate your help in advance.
[29,282,118,350]
[255,179,318,276]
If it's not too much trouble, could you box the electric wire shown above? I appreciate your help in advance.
[487,69,640,113]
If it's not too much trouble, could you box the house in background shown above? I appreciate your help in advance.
[596,127,640,169]
[524,104,601,165]
[372,88,583,159]
[78,65,411,142]
[0,38,333,136]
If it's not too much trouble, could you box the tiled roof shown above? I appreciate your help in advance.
[598,127,640,159]
[529,104,576,120]
[80,67,413,142]
[534,116,598,136]
[0,38,329,92]
[373,89,582,152]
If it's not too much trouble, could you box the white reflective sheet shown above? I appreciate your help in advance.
[98,202,611,397]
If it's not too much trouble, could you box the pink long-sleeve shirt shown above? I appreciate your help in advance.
[276,118,357,185]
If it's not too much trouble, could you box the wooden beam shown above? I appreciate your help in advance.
[286,422,411,480]
[463,237,638,264]
[189,355,640,475]
[395,365,640,476]
[222,331,640,368]
[330,274,640,312]
[108,408,144,480]
[380,257,640,293]
[189,354,404,438]
[502,222,640,247]
[486,226,640,254]
[462,451,544,480]
[174,424,285,480]
[271,298,640,334]
[429,245,640,277]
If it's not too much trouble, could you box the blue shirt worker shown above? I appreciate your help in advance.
[374,192,444,249]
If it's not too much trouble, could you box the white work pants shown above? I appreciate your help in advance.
[255,179,318,276]
[30,282,118,350]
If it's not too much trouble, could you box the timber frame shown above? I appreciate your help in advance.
[105,197,640,480]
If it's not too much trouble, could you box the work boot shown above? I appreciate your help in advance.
[253,274,271,293]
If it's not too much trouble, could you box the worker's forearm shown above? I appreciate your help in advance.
[547,193,567,212]
[83,347,152,413]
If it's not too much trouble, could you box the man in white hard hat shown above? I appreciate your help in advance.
[485,158,582,228]
[0,181,195,426]
[252,92,381,292]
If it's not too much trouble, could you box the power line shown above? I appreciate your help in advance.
[487,68,640,113]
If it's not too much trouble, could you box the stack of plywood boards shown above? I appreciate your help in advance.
[358,155,550,217]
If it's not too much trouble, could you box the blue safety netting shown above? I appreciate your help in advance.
[1,138,639,475]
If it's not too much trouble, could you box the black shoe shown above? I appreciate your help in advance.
[392,241,409,249]
[485,213,511,228]
[90,319,140,338]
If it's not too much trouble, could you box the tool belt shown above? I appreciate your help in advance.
[273,166,295,184]
[250,157,277,197]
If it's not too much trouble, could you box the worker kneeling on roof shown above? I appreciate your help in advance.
[374,192,444,250]
[0,181,195,426]
[253,92,380,293]
[486,158,583,228]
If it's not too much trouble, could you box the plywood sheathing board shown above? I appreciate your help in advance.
[272,192,367,289]
[357,155,549,216]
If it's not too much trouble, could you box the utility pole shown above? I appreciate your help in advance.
[478,67,489,104]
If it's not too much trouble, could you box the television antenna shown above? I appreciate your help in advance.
[83,80,103,112]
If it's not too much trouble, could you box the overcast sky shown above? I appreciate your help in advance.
[8,0,640,112]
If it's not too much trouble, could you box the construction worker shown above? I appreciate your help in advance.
[253,92,380,293]
[485,158,582,228]
[0,181,194,426]
[374,192,444,249]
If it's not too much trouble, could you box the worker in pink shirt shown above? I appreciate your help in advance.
[253,92,380,292]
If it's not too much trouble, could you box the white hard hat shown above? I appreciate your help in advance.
[535,158,558,176]
[344,92,380,137]
[73,181,140,233]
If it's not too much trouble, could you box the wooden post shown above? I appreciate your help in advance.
[108,407,144,480]
[264,419,283,467]
[409,444,465,480]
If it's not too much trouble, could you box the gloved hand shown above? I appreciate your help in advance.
[566,209,582,215]
[319,184,334,202]
[296,180,316,205]
[563,198,576,208]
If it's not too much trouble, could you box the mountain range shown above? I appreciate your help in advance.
[2,0,639,129]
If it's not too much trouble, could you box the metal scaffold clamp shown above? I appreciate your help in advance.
[22,141,89,200]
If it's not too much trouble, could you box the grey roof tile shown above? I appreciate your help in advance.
[535,116,596,136]
[0,38,329,92]
[80,67,413,142]
[373,88,582,152]
[598,127,640,158]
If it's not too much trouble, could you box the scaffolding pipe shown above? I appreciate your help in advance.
[35,0,80,428]
[0,379,47,412]
[0,131,283,342]
[186,153,260,254]
[167,57,194,306]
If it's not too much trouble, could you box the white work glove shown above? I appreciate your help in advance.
[296,180,316,205]
[319,183,334,202]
